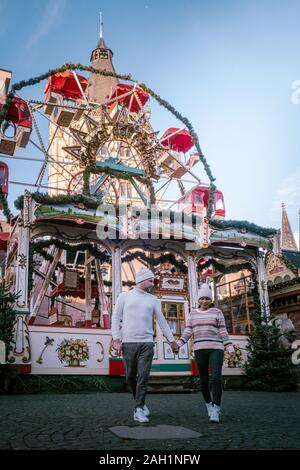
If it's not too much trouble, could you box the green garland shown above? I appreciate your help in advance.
[123,252,256,277]
[14,192,103,211]
[0,187,13,223]
[31,239,110,263]
[122,250,188,273]
[268,276,300,292]
[34,246,66,272]
[197,259,255,275]
[210,219,277,238]
[83,169,91,196]
[0,62,216,218]
[29,241,261,292]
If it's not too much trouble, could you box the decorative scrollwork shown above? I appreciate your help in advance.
[36,336,55,364]
[96,341,105,362]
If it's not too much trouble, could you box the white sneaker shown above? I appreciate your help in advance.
[209,404,220,423]
[134,407,149,423]
[143,405,150,417]
[205,402,213,419]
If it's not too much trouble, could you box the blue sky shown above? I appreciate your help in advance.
[0,0,299,245]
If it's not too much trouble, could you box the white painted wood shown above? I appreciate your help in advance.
[15,225,30,312]
[85,251,93,322]
[28,325,111,374]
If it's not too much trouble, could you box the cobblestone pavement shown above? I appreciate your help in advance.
[0,391,299,450]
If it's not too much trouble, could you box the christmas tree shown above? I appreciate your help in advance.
[244,304,298,391]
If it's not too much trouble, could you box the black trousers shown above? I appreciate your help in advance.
[123,342,154,410]
[194,349,224,406]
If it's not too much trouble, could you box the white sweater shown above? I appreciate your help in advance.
[111,288,175,343]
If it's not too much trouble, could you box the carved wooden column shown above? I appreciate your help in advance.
[95,258,110,328]
[187,255,198,309]
[256,248,270,318]
[9,191,32,370]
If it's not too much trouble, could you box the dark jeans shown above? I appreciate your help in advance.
[122,342,154,410]
[194,349,224,406]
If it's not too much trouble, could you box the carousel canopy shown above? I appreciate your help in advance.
[0,97,32,128]
[160,127,194,153]
[109,83,149,112]
[50,281,99,299]
[44,71,88,101]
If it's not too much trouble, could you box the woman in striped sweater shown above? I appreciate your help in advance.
[177,283,235,423]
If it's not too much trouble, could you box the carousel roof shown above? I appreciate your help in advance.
[160,128,194,153]
[45,71,88,101]
[109,83,149,112]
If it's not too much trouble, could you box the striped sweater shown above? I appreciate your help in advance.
[177,307,234,351]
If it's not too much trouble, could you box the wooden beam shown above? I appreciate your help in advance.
[85,255,95,266]
[31,248,62,318]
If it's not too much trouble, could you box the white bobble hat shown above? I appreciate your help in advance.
[135,267,155,284]
[197,283,213,300]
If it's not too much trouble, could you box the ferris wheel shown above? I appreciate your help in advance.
[0,68,207,212]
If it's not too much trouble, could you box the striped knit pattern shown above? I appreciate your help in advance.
[177,307,232,351]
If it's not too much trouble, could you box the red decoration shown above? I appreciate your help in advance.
[109,83,149,112]
[0,97,32,128]
[109,358,125,376]
[191,359,199,376]
[44,71,88,101]
[0,162,9,195]
[177,185,225,219]
[160,128,194,153]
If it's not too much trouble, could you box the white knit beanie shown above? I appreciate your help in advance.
[135,267,155,284]
[197,283,213,300]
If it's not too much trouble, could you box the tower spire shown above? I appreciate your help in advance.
[88,18,118,104]
[99,12,103,39]
[281,203,298,251]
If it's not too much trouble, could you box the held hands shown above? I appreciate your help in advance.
[170,341,179,354]
[112,339,122,357]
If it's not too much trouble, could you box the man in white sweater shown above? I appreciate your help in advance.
[112,267,178,423]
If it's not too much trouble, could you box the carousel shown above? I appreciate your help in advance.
[0,36,275,378]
